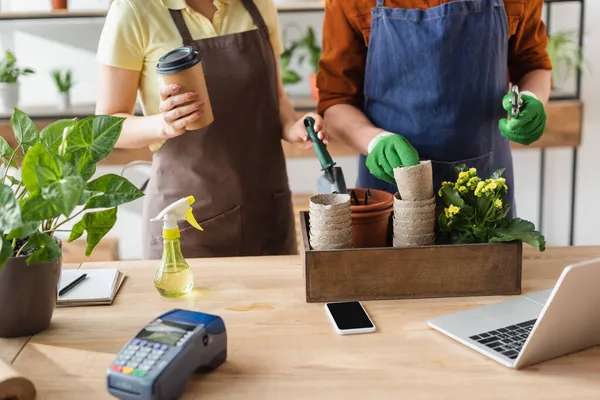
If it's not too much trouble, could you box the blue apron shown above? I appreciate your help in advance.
[357,0,516,217]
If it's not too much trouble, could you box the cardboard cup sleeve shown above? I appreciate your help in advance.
[309,194,351,211]
[0,359,36,400]
[393,232,435,247]
[393,161,434,201]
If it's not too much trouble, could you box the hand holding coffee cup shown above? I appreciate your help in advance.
[158,84,205,137]
[156,46,214,136]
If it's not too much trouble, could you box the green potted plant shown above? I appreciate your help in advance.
[51,69,73,111]
[547,30,584,89]
[280,26,321,100]
[0,109,144,338]
[437,165,545,252]
[0,50,34,112]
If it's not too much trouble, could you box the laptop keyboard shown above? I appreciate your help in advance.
[469,319,537,359]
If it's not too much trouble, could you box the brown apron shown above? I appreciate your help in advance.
[141,0,296,259]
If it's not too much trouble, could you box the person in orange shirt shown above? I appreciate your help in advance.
[317,0,552,216]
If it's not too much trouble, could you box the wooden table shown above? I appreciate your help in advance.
[3,247,600,399]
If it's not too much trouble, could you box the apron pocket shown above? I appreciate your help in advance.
[153,206,242,258]
[430,152,493,193]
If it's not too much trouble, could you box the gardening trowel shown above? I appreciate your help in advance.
[304,116,347,194]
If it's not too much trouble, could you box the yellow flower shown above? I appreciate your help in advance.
[469,168,477,174]
[487,182,497,191]
[445,205,461,219]
[458,172,468,180]
[458,186,467,194]
[474,181,486,197]
[495,199,503,209]
[466,177,481,188]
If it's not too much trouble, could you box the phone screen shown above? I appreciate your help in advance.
[326,302,374,330]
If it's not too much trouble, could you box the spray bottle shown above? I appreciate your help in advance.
[151,196,203,297]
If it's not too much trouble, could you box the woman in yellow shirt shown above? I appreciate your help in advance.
[96,0,326,259]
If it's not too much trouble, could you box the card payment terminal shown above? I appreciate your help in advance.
[106,309,227,400]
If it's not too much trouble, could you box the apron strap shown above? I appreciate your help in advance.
[168,9,197,49]
[240,0,269,32]
[376,0,385,7]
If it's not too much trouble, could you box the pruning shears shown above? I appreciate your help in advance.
[510,85,523,119]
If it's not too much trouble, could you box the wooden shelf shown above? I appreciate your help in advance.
[276,2,324,12]
[0,2,324,21]
[0,10,106,21]
[0,99,583,166]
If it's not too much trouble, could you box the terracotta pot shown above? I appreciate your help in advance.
[0,254,62,338]
[349,188,394,248]
[51,0,68,10]
[309,73,318,101]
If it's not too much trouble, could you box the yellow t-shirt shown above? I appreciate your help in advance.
[96,0,284,150]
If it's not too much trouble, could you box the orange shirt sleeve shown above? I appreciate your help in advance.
[317,0,367,115]
[507,0,552,83]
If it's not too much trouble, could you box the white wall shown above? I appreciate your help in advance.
[0,0,597,259]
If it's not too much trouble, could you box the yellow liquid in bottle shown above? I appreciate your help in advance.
[154,237,194,297]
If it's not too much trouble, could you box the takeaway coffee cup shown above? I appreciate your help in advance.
[156,46,214,130]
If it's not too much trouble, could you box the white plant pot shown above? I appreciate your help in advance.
[57,92,71,111]
[0,83,19,112]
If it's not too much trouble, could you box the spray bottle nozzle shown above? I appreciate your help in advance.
[151,196,203,237]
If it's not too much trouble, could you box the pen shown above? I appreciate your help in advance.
[59,273,88,297]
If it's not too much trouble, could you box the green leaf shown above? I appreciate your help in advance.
[0,236,12,269]
[439,186,465,208]
[85,174,144,209]
[6,175,20,186]
[64,116,124,179]
[20,193,62,222]
[282,69,302,85]
[475,196,492,218]
[491,168,506,179]
[78,189,101,206]
[0,184,21,231]
[22,143,84,216]
[68,208,117,256]
[6,221,40,240]
[23,231,61,264]
[0,137,19,168]
[454,164,469,175]
[40,118,76,154]
[0,136,12,157]
[21,143,53,193]
[10,108,39,153]
[41,173,85,217]
[489,218,546,251]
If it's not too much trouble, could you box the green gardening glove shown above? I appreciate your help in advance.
[499,91,546,146]
[366,133,420,184]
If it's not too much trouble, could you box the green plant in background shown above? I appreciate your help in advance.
[281,42,302,85]
[547,30,585,87]
[280,26,322,86]
[0,50,34,83]
[51,69,73,92]
[0,109,144,268]
[437,165,546,251]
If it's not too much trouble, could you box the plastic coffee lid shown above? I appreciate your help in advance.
[156,46,201,74]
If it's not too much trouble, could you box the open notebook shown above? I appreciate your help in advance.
[57,268,126,307]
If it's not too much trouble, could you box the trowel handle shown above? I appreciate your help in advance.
[304,117,335,170]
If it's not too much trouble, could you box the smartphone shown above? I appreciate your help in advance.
[325,301,376,335]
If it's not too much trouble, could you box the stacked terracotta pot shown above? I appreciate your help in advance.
[392,160,436,247]
[308,194,353,250]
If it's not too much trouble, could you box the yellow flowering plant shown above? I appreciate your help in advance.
[437,165,545,251]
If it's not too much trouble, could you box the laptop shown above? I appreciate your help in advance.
[428,258,600,369]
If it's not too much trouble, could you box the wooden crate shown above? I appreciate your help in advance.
[299,212,522,303]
